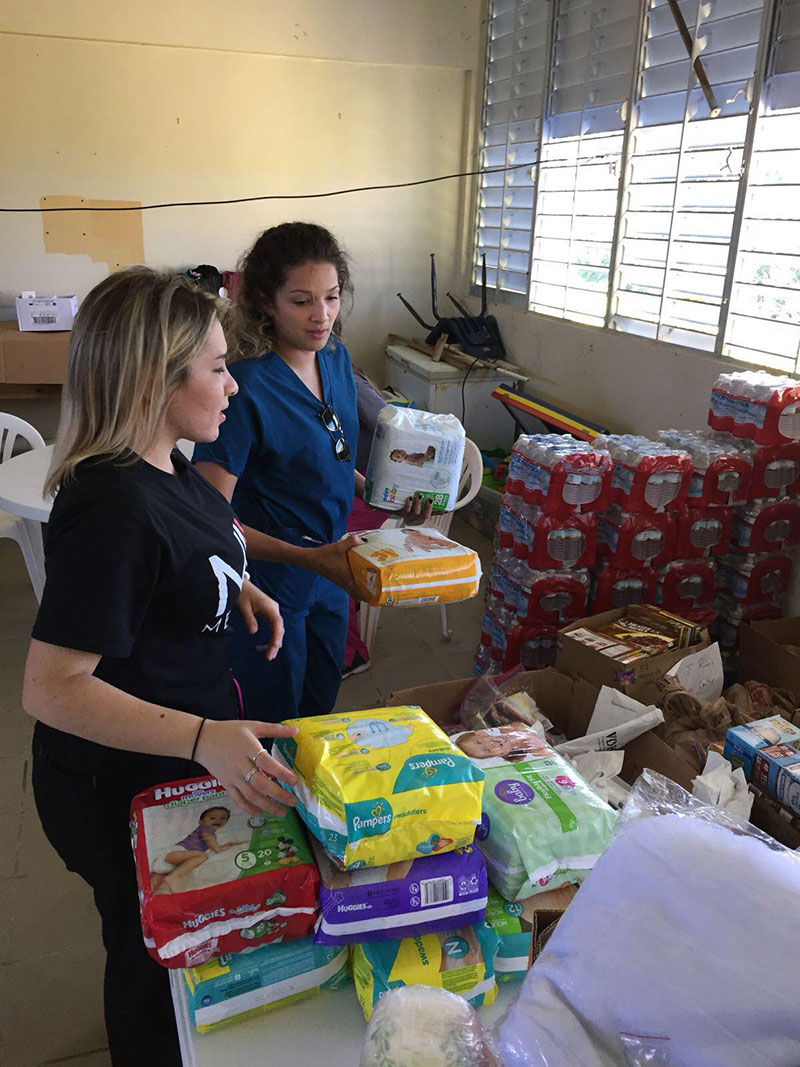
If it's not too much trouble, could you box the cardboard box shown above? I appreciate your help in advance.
[15,293,77,331]
[556,608,710,704]
[0,321,70,384]
[738,617,800,700]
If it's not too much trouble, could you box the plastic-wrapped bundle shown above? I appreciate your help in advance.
[709,369,800,444]
[506,434,612,514]
[597,503,675,569]
[671,503,732,559]
[714,593,784,658]
[589,561,657,614]
[516,567,590,624]
[502,621,559,672]
[655,558,716,616]
[709,432,800,499]
[658,428,753,505]
[715,551,794,604]
[595,434,692,513]
[730,498,800,553]
[526,508,597,571]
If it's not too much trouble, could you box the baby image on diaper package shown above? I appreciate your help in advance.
[130,776,319,968]
[364,406,465,512]
[347,526,482,607]
[351,920,499,1019]
[452,725,618,901]
[272,707,484,870]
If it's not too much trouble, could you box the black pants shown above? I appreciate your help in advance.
[32,732,197,1067]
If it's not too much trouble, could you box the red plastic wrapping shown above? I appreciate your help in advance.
[131,776,319,969]
[730,498,800,553]
[503,621,559,671]
[709,373,800,445]
[688,455,752,506]
[528,511,598,571]
[715,551,793,604]
[597,504,675,569]
[714,595,784,653]
[589,562,658,614]
[671,504,732,559]
[518,568,590,625]
[655,558,716,615]
[747,441,800,498]
[506,436,612,515]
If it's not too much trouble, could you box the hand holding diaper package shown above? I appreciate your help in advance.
[130,775,319,968]
[364,406,465,512]
[182,937,350,1032]
[273,706,484,870]
[346,525,482,607]
[452,725,618,901]
[351,920,499,1019]
[312,838,488,946]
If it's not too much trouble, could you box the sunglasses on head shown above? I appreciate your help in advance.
[318,404,351,462]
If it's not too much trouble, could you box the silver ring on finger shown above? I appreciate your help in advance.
[244,767,257,784]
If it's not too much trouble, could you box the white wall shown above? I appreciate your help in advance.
[0,0,483,377]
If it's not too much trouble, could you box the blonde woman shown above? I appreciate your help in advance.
[22,267,299,1067]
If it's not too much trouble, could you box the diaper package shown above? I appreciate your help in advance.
[351,920,499,1019]
[130,776,319,968]
[723,716,800,817]
[452,725,618,901]
[312,839,488,946]
[346,525,482,607]
[182,937,350,1032]
[364,406,465,512]
[485,884,577,982]
[273,707,484,870]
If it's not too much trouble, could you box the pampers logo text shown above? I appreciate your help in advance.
[345,797,394,842]
[407,756,456,774]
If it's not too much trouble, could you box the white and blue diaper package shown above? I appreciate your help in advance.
[312,838,488,946]
[182,937,349,1032]
[723,715,800,816]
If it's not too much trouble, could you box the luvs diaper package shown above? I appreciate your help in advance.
[347,526,482,607]
[130,775,319,968]
[273,707,484,870]
[351,920,499,1019]
[364,405,465,512]
[312,838,488,946]
[484,884,577,982]
[452,725,618,900]
[183,937,349,1032]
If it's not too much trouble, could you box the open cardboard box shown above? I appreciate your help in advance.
[389,667,694,965]
[738,617,800,701]
[556,608,711,705]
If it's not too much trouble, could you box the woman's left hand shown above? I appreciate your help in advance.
[236,580,284,660]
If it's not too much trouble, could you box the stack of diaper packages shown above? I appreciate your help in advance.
[131,775,353,1032]
[272,705,502,1018]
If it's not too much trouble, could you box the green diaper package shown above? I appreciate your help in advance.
[453,724,618,901]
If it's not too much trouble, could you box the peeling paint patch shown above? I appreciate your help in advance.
[40,195,144,271]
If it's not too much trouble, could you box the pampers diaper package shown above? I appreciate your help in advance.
[364,406,465,512]
[347,526,482,607]
[452,725,618,901]
[351,920,499,1019]
[273,707,484,870]
[182,937,350,1032]
[312,839,488,946]
[130,775,319,968]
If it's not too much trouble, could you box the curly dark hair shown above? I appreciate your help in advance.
[226,221,353,361]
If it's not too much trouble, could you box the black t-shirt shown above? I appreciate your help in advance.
[32,450,246,775]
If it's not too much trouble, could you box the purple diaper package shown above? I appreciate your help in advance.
[311,839,488,947]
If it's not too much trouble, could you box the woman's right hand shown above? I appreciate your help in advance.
[308,533,364,598]
[195,718,301,816]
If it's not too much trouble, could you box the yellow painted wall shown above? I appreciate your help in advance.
[0,1,483,374]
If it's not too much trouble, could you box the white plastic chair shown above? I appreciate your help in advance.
[0,414,47,602]
[358,438,483,654]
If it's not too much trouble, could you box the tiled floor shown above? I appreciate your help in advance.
[0,518,492,1066]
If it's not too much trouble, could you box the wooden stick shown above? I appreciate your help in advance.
[665,0,720,117]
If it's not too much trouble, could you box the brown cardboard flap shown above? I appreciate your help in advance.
[0,321,70,384]
[738,619,800,700]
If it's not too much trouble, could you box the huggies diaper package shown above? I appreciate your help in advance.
[452,725,618,901]
[182,937,350,1032]
[351,920,499,1019]
[364,406,465,512]
[272,707,484,870]
[130,775,319,968]
[312,838,488,946]
[347,526,482,607]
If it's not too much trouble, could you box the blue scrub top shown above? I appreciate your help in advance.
[194,338,358,547]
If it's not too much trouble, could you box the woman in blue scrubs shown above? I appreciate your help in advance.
[195,222,363,722]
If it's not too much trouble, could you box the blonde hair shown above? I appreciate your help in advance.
[46,267,223,495]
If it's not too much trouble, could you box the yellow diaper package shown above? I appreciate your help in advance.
[273,707,484,870]
[351,921,499,1019]
[346,526,482,607]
